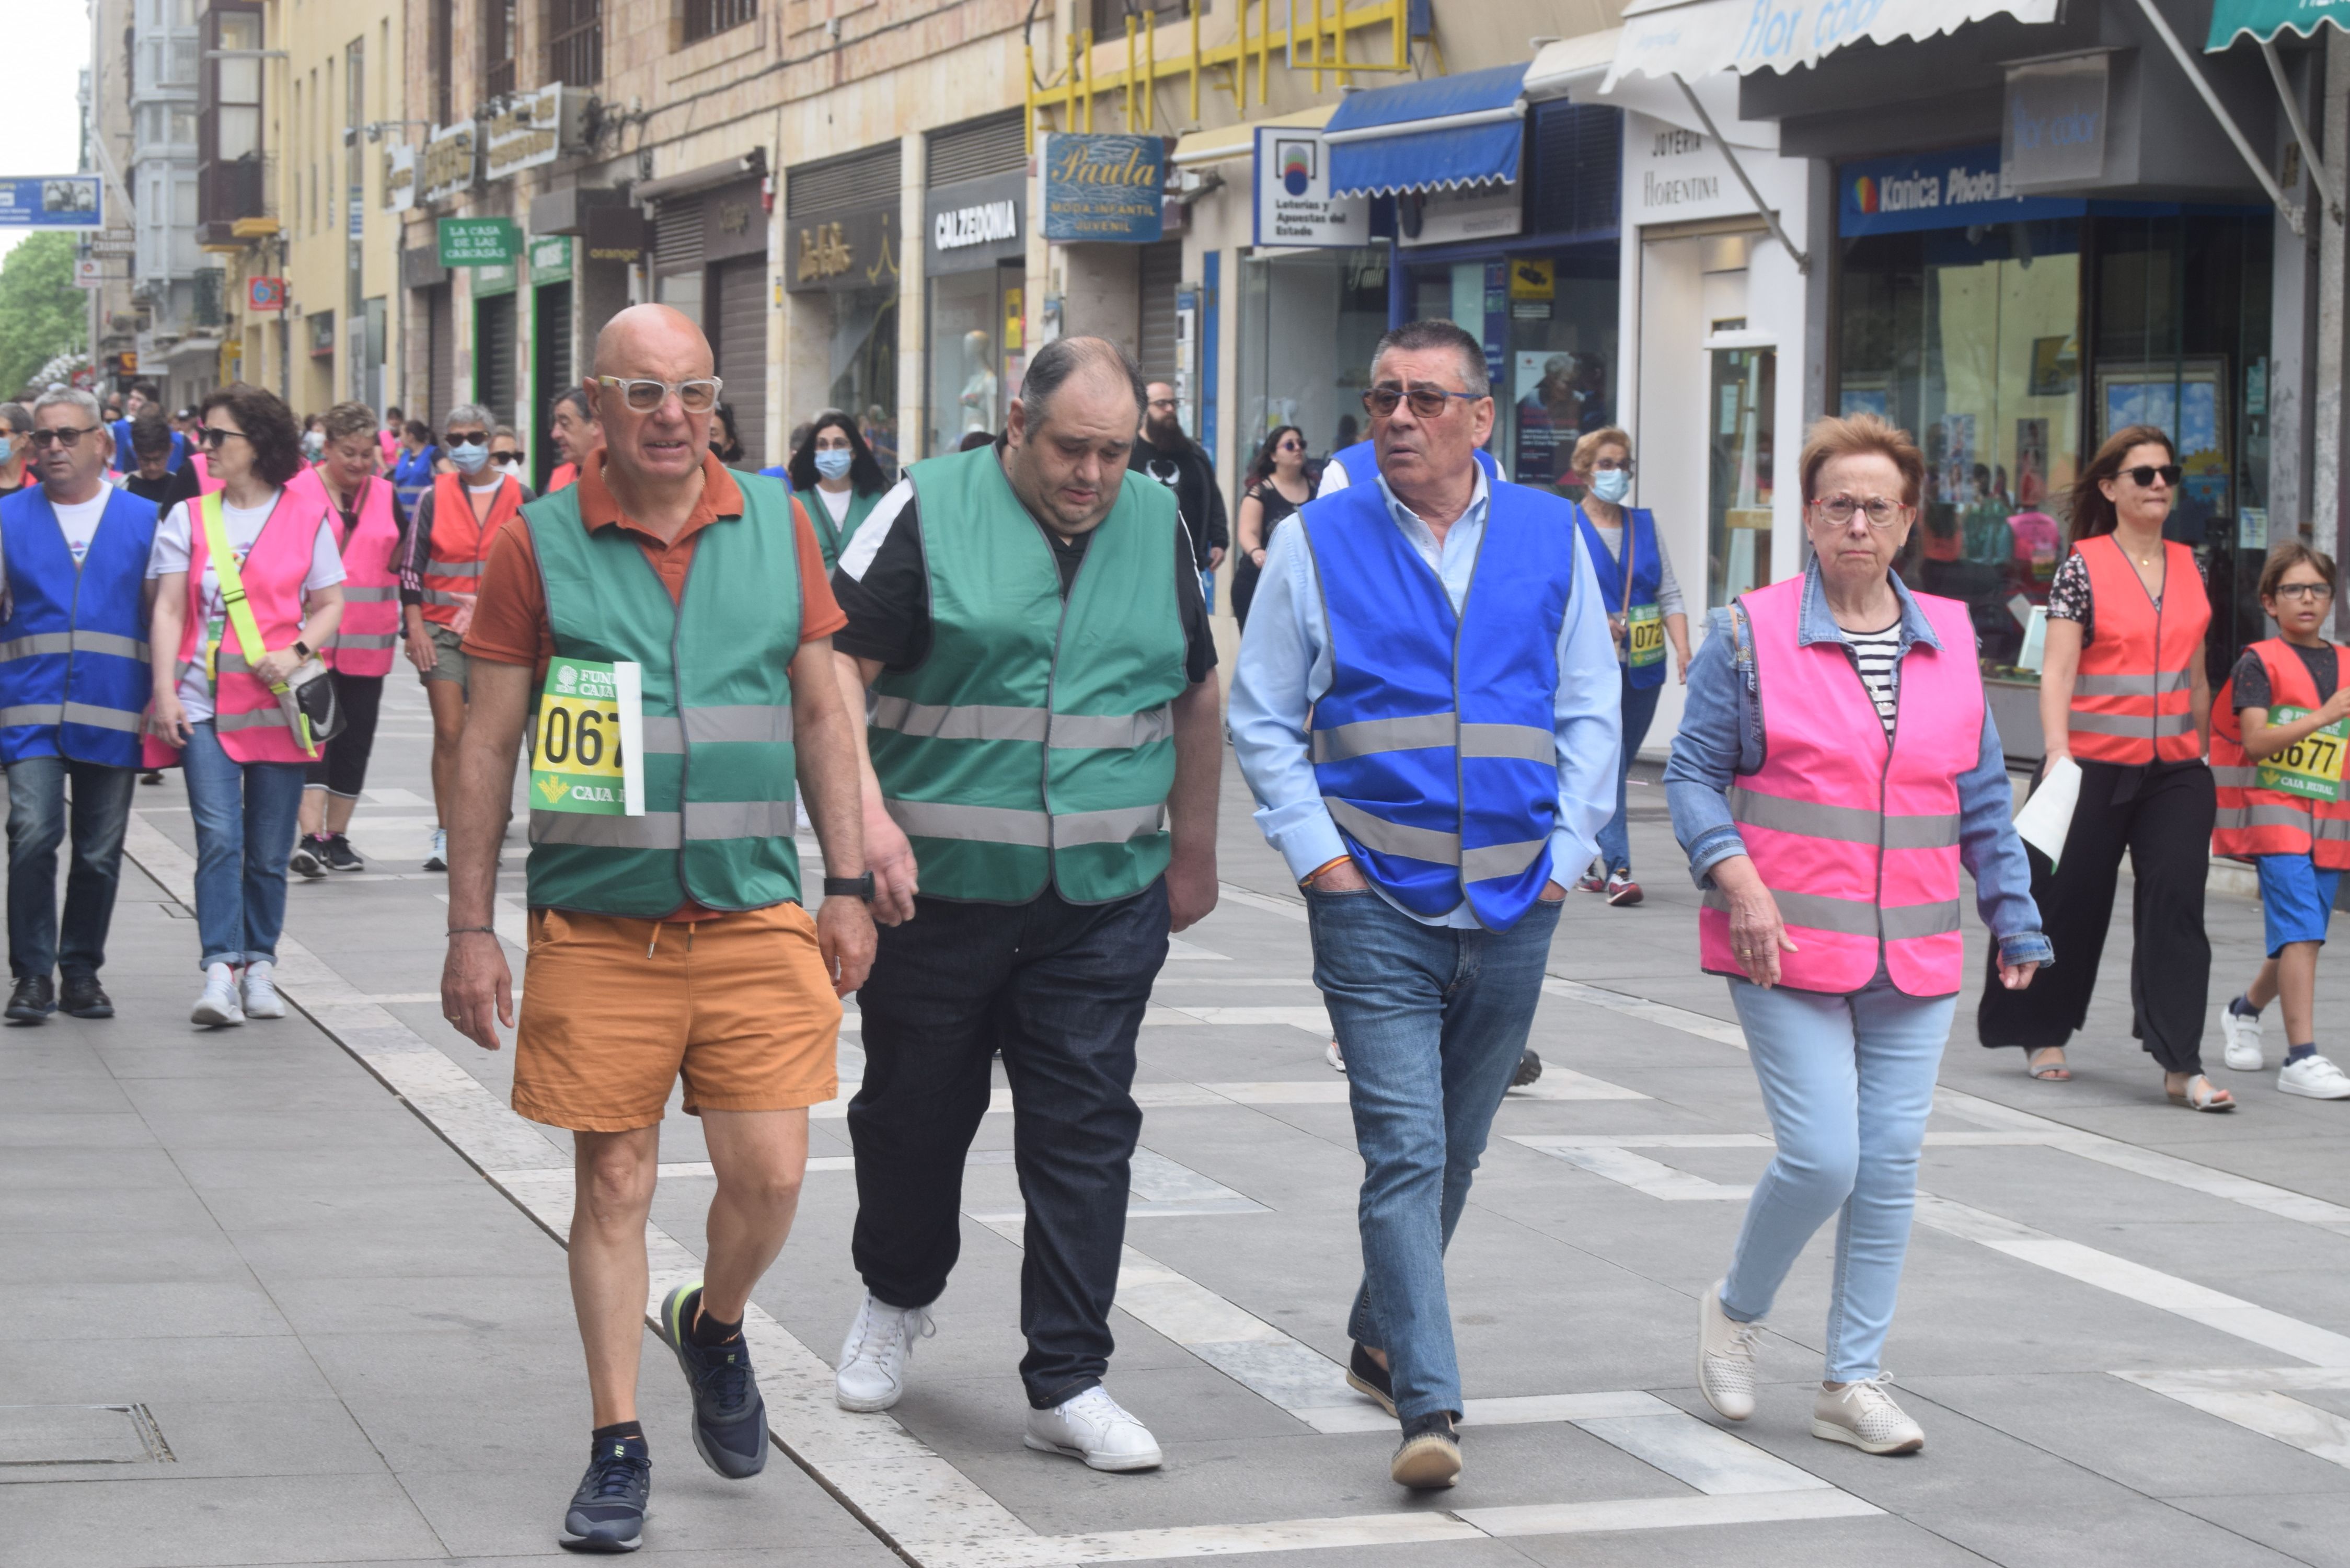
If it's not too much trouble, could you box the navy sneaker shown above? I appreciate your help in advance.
[560,1436,649,1554]
[658,1284,769,1479]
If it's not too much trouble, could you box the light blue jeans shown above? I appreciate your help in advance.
[1720,965,1956,1382]
[1306,883,1563,1421]
[1594,673,1663,878]
[181,720,309,971]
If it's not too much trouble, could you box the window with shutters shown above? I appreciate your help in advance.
[683,0,756,45]
[1136,239,1183,384]
[1090,0,1190,36]
[431,0,454,126]
[925,112,1026,186]
[785,144,901,218]
[485,0,517,100]
[1524,101,1619,239]
[547,0,602,87]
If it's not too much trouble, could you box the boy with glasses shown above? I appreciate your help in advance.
[2213,541,2350,1099]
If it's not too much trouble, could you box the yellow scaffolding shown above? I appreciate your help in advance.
[1026,0,1414,153]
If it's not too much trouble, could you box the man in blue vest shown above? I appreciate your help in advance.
[1315,425,1500,495]
[0,388,161,1022]
[109,380,186,477]
[1230,320,1618,1491]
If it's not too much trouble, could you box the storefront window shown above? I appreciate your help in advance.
[826,286,898,476]
[926,264,1024,457]
[1409,253,1615,491]
[1708,346,1775,606]
[1237,248,1389,468]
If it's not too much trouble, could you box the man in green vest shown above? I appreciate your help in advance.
[826,335,1222,1472]
[439,304,876,1553]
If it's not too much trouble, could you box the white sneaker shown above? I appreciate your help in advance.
[2279,1052,2350,1100]
[1697,1281,1762,1421]
[1023,1386,1162,1472]
[834,1293,935,1412]
[1326,1039,1346,1074]
[241,961,286,1020]
[1813,1374,1923,1455]
[424,826,448,872]
[191,963,244,1027]
[2222,1002,2266,1071]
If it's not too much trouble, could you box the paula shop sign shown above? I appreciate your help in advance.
[1042,134,1164,243]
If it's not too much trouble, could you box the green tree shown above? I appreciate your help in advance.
[0,233,87,399]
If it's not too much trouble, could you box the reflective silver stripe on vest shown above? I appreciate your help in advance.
[2215,803,2320,834]
[1703,885,1958,940]
[1727,787,1960,850]
[423,589,474,607]
[2,630,149,662]
[333,633,400,650]
[2073,670,2193,696]
[2069,708,2195,737]
[0,704,64,727]
[683,799,797,840]
[341,585,398,602]
[424,558,486,579]
[1461,837,1548,881]
[640,706,799,753]
[2320,816,2350,841]
[215,705,290,732]
[0,633,72,660]
[871,695,1049,743]
[885,798,1053,847]
[1054,803,1167,845]
[1325,796,1461,864]
[531,811,684,850]
[1310,712,1455,763]
[1460,723,1556,764]
[60,700,141,733]
[72,630,149,661]
[2210,765,2264,788]
[1051,707,1172,749]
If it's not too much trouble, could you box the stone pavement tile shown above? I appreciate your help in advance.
[198,1174,520,1232]
[297,1325,590,1404]
[395,1454,905,1562]
[0,1110,158,1148]
[0,1038,119,1079]
[0,1330,337,1405]
[896,1361,1309,1463]
[2171,1493,2350,1568]
[0,1472,447,1567]
[1914,1143,2282,1230]
[7,1224,257,1285]
[0,1279,290,1341]
[169,1140,494,1192]
[216,1209,538,1285]
[0,1179,221,1236]
[262,1270,572,1338]
[2152,1134,2350,1206]
[90,1041,366,1081]
[0,1397,388,1486]
[110,1070,403,1115]
[1505,1512,1986,1568]
[1913,1371,2350,1499]
[1112,1545,1538,1568]
[128,1103,457,1154]
[0,1070,139,1111]
[1896,1495,2305,1567]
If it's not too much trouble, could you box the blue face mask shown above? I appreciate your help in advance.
[448,440,489,475]
[814,448,854,481]
[0,437,11,464]
[1588,468,1630,504]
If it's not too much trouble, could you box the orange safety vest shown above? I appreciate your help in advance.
[2066,534,2208,765]
[2210,638,2350,866]
[418,471,523,629]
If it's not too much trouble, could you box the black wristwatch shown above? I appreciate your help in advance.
[823,872,876,902]
[290,639,312,660]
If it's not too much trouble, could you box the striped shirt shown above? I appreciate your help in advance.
[1844,622,1902,737]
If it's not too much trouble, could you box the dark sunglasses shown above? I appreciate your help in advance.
[28,426,101,448]
[197,427,249,450]
[2121,463,2183,488]
[1363,383,1487,419]
[489,451,524,465]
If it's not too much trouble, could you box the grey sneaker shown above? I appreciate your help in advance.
[1813,1374,1923,1455]
[1697,1281,1762,1421]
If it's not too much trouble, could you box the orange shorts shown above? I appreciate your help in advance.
[512,902,842,1133]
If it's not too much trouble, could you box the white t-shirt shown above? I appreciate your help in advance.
[148,489,347,723]
[48,493,111,567]
[816,485,853,525]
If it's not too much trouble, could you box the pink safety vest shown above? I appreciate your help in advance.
[316,472,400,677]
[190,451,217,493]
[1697,574,1984,997]
[174,484,331,764]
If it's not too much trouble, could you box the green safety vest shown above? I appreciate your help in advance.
[523,476,802,916]
[871,445,1188,904]
[796,485,881,570]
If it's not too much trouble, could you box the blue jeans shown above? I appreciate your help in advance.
[1594,672,1662,878]
[1307,884,1563,1421]
[1720,966,1956,1382]
[6,756,137,981]
[181,721,308,971]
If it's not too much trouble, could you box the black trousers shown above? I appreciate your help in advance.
[301,672,383,798]
[848,880,1167,1410]
[1977,758,2214,1074]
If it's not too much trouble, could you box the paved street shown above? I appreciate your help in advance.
[14,672,2350,1567]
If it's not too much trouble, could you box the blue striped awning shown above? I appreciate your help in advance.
[1324,64,1529,199]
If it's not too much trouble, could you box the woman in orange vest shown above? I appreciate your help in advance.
[1978,424,2227,1109]
[2210,543,2350,1100]
[395,403,533,872]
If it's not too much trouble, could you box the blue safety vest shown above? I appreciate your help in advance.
[1300,477,1574,930]
[109,422,188,475]
[391,446,439,515]
[0,486,159,767]
[1574,503,1666,691]
[1327,440,1501,490]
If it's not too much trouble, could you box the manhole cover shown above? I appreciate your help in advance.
[0,1405,174,1465]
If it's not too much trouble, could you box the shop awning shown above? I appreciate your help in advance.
[1529,27,1777,149]
[1169,105,1335,168]
[1323,64,1529,199]
[2208,0,2350,48]
[1602,0,2060,90]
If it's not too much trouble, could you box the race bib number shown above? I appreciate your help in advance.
[1625,603,1665,668]
[532,658,644,816]
[2259,705,2349,804]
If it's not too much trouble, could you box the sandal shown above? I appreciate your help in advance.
[2166,1074,2235,1112]
[2027,1048,2070,1081]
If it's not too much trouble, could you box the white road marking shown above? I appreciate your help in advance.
[359,786,436,808]
[1164,936,1230,961]
[2116,1369,2350,1470]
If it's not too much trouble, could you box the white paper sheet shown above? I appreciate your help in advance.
[2013,756,2079,868]
[613,660,645,817]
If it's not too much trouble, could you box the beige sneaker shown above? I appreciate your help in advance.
[1812,1375,1923,1455]
[1696,1281,1762,1420]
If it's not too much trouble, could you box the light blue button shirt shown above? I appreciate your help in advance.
[1228,465,1621,928]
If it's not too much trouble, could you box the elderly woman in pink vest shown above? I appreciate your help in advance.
[146,384,345,1027]
[1664,414,2050,1456]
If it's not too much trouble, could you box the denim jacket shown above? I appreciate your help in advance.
[1662,561,2054,970]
